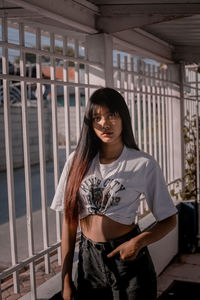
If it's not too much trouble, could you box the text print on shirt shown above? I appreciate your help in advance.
[80,176,125,215]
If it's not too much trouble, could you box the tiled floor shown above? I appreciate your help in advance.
[157,252,200,297]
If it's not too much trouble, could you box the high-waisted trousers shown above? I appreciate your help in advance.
[74,225,157,300]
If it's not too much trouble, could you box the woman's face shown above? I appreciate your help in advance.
[92,105,123,145]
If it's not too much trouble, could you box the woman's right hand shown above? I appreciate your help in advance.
[62,280,76,300]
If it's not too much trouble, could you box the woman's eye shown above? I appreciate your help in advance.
[93,116,101,122]
[108,113,117,119]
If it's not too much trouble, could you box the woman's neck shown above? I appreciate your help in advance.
[99,142,124,164]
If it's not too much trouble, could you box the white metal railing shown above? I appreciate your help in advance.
[0,17,102,299]
[113,50,182,216]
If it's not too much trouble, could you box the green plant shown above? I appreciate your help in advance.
[170,111,200,201]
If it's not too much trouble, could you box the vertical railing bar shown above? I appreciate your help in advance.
[63,36,71,158]
[168,71,174,182]
[124,56,128,104]
[140,200,144,216]
[157,68,162,168]
[130,57,136,136]
[50,32,62,266]
[166,68,173,183]
[75,88,81,144]
[189,70,192,125]
[84,41,89,105]
[152,65,157,160]
[137,59,142,149]
[142,62,147,153]
[117,54,121,90]
[165,69,170,183]
[147,64,153,156]
[75,39,81,143]
[36,27,50,274]
[133,61,139,143]
[2,16,19,294]
[161,69,167,179]
[127,54,132,110]
[19,23,37,300]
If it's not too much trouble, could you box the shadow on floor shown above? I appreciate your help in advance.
[158,280,200,300]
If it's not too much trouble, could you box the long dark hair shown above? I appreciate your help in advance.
[64,87,139,223]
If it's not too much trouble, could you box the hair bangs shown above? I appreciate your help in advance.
[86,93,120,123]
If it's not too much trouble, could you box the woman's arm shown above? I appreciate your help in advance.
[107,214,177,261]
[61,216,78,300]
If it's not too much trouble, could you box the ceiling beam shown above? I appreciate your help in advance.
[93,0,200,4]
[6,0,98,33]
[99,3,200,16]
[173,46,200,63]
[113,30,174,63]
[96,15,186,34]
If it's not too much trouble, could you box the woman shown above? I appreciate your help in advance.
[51,87,177,300]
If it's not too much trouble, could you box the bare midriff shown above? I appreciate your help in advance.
[80,214,136,242]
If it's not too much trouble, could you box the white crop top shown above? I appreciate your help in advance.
[50,146,177,225]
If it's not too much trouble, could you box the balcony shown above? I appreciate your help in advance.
[0,1,200,300]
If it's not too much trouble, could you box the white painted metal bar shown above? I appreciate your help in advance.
[50,32,62,266]
[157,68,162,168]
[168,71,174,183]
[165,71,171,183]
[137,60,142,149]
[36,27,50,274]
[2,16,19,294]
[161,69,167,179]
[147,64,153,156]
[141,61,147,153]
[63,37,71,158]
[139,199,144,216]
[130,57,136,136]
[75,39,81,143]
[117,54,121,89]
[124,56,128,104]
[19,22,37,300]
[75,85,81,143]
[152,65,157,160]
[84,43,89,105]
[127,54,132,110]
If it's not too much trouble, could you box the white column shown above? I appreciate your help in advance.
[86,33,113,89]
[168,63,185,188]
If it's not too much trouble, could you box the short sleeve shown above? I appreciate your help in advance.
[50,152,74,212]
[144,160,178,221]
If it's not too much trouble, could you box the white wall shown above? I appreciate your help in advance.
[139,213,179,276]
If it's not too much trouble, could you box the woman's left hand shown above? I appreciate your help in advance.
[107,237,142,261]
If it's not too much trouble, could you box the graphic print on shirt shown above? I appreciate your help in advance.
[80,176,125,215]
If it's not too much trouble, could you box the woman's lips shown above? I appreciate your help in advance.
[102,132,113,136]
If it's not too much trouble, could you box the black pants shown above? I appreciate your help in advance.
[74,225,157,300]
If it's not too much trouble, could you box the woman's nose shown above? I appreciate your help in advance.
[100,116,109,128]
